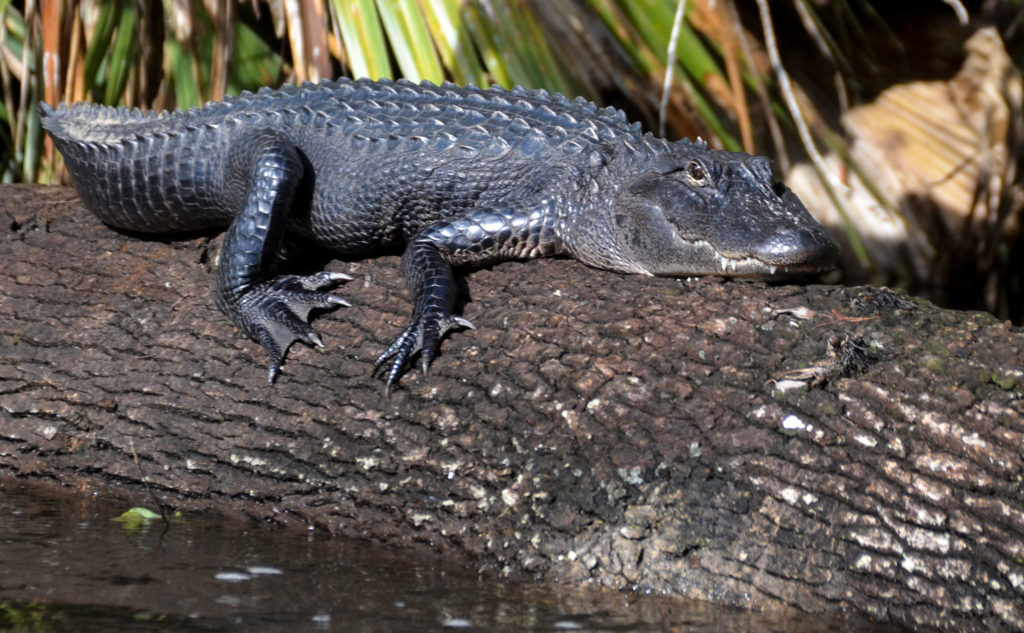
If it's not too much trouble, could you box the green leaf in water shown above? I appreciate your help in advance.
[116,507,161,529]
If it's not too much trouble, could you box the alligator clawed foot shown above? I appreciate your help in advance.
[233,271,353,381]
[373,313,475,395]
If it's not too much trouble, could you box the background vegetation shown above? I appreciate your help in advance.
[1,0,1021,320]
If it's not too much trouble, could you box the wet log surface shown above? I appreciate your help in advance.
[1,184,1022,632]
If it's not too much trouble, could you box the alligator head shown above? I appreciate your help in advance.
[569,141,839,278]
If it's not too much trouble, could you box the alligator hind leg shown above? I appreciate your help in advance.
[217,129,350,381]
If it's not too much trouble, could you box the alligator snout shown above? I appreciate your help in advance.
[753,224,840,272]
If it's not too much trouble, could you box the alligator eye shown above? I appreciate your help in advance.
[686,161,708,185]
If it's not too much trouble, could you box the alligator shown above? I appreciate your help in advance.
[40,77,839,392]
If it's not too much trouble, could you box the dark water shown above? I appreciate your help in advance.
[0,480,901,633]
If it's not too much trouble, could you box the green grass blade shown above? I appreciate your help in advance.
[165,38,199,109]
[594,0,739,148]
[616,0,724,90]
[418,0,487,86]
[82,0,120,96]
[375,1,417,81]
[331,0,391,79]
[586,0,660,74]
[104,4,137,105]
[1,1,25,41]
[228,20,284,93]
[1,8,25,71]
[461,3,513,88]
[375,0,442,82]
[502,3,574,93]
[397,0,443,81]
[0,99,13,182]
[20,90,38,181]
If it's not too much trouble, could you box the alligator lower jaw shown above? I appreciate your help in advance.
[712,254,824,277]
[704,253,767,275]
[649,240,833,278]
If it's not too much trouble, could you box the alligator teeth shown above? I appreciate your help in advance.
[768,265,777,275]
[720,256,730,272]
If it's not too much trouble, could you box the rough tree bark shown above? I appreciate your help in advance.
[1,184,1022,632]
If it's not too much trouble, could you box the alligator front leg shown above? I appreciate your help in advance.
[373,238,475,394]
[375,206,559,393]
[217,130,350,381]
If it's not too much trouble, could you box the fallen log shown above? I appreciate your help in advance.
[1,184,1021,632]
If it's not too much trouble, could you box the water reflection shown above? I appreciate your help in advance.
[0,479,902,633]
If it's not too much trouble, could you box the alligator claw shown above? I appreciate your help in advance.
[374,313,475,394]
[232,271,352,382]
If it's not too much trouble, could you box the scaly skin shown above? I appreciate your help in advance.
[40,77,839,392]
